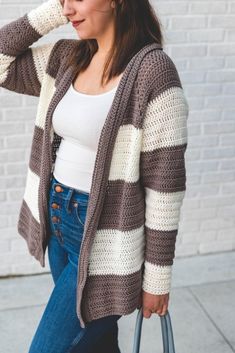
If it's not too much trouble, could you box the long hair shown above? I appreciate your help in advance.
[65,0,164,87]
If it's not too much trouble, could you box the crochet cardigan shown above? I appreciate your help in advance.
[0,0,189,328]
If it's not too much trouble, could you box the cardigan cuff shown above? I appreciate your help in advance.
[27,0,69,37]
[142,261,172,295]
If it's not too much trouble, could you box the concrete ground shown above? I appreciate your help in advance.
[1,250,235,353]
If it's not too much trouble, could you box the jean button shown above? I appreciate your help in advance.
[55,185,63,192]
[51,202,60,209]
[52,216,60,223]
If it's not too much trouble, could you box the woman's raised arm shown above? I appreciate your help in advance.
[0,0,68,96]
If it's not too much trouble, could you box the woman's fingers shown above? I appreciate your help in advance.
[143,307,152,319]
[157,302,168,316]
[142,291,169,318]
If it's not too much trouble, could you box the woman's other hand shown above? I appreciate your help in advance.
[137,290,169,318]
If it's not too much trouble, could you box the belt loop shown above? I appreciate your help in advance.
[65,188,74,214]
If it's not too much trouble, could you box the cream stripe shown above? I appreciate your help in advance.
[108,124,142,182]
[88,225,145,275]
[0,53,15,84]
[145,187,185,231]
[142,261,172,294]
[141,86,188,152]
[35,73,56,129]
[23,168,40,223]
[27,0,68,36]
[31,43,55,84]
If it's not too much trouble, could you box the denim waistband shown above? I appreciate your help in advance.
[50,174,90,202]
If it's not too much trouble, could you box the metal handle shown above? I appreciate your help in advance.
[132,307,176,353]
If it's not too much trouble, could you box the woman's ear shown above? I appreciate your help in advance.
[111,0,123,9]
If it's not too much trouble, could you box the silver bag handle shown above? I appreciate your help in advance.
[132,307,176,353]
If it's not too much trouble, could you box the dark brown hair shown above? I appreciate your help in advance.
[65,0,164,87]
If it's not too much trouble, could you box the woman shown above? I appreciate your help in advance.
[0,0,189,352]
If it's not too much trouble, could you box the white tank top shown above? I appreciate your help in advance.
[52,82,118,193]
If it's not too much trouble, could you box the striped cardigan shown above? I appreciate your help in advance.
[0,0,189,328]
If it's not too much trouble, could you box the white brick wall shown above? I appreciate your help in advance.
[0,0,235,276]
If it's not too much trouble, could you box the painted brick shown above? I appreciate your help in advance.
[0,0,234,276]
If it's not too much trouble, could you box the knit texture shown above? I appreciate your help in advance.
[0,0,189,328]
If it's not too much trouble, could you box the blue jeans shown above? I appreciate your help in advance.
[28,175,122,353]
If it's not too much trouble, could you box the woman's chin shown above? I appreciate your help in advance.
[76,33,94,40]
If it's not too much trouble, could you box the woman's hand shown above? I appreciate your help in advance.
[137,289,169,318]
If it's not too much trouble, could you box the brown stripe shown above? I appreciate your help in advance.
[17,199,41,253]
[29,125,44,176]
[144,227,178,266]
[0,14,55,96]
[135,50,182,111]
[1,47,41,96]
[46,39,80,80]
[148,52,182,102]
[97,180,145,231]
[80,268,143,323]
[0,14,41,57]
[140,143,187,192]
[122,81,144,128]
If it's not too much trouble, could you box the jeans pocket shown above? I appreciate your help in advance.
[73,201,87,227]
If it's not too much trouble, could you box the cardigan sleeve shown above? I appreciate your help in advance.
[0,0,68,96]
[139,53,189,295]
